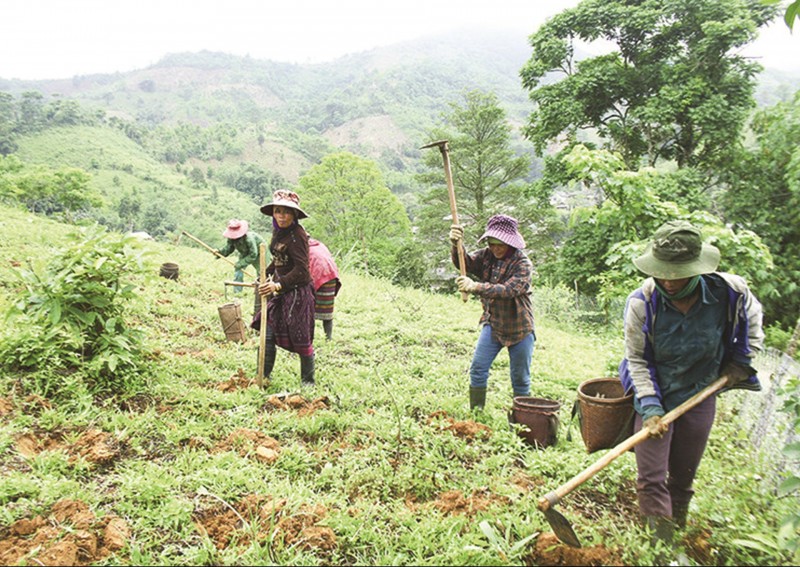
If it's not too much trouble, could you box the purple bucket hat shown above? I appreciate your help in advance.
[478,214,525,249]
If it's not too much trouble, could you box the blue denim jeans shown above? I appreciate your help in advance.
[469,325,534,396]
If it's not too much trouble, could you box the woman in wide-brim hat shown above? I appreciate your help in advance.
[619,219,764,543]
[252,190,316,386]
[448,213,536,412]
[215,219,266,294]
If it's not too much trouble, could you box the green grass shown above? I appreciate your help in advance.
[0,204,795,566]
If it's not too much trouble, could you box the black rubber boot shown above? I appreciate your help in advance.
[643,515,674,543]
[261,340,276,381]
[643,515,674,564]
[300,354,315,386]
[469,387,487,410]
[672,503,689,530]
[323,319,333,341]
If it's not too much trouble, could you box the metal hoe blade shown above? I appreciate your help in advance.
[539,493,581,548]
[544,508,581,548]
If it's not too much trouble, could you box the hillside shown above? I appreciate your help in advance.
[0,205,796,565]
[2,28,797,194]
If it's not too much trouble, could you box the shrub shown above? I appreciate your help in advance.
[0,226,152,397]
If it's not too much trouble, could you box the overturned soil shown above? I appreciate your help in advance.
[527,532,623,566]
[0,499,130,566]
[427,410,492,440]
[194,494,336,555]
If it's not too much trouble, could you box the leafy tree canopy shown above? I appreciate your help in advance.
[521,0,777,172]
[298,152,412,277]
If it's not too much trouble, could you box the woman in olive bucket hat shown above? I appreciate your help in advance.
[252,190,317,386]
[619,220,764,547]
[449,214,535,411]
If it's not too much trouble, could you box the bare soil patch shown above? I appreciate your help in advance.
[427,410,492,440]
[194,494,336,556]
[0,499,130,566]
[526,532,623,566]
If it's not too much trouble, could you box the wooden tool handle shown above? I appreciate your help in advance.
[440,145,468,303]
[257,242,268,388]
[181,230,256,279]
[537,376,728,511]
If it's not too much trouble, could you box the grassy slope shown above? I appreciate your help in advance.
[13,125,275,246]
[0,206,793,565]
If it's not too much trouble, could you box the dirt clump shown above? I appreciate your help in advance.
[265,393,330,416]
[432,488,509,516]
[216,368,256,391]
[213,427,282,463]
[14,428,123,466]
[527,532,623,566]
[427,410,492,440]
[194,495,336,555]
[0,499,129,566]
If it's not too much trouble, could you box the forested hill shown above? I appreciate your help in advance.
[0,29,537,181]
[2,27,797,185]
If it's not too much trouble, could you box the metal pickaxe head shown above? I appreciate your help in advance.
[420,139,449,152]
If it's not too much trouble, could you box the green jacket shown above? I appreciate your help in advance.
[217,232,267,271]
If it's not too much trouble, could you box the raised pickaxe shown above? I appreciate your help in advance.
[421,139,468,302]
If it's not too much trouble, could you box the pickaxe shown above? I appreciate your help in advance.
[421,139,468,302]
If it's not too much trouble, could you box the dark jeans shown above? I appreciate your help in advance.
[634,395,716,518]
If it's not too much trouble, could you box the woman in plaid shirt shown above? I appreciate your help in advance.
[450,214,535,410]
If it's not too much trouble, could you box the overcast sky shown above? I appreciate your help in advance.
[1,0,797,81]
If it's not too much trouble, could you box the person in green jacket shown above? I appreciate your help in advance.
[216,219,266,292]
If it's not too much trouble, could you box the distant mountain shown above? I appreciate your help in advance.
[2,27,798,186]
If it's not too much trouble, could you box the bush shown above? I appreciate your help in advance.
[0,226,152,397]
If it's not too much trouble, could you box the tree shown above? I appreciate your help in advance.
[719,92,800,328]
[298,152,412,277]
[418,90,534,244]
[546,145,774,311]
[520,0,777,173]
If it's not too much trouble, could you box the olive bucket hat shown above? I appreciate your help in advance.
[633,220,720,280]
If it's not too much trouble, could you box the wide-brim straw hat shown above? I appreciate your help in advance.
[260,189,308,219]
[478,214,526,249]
[222,219,249,239]
[634,220,720,279]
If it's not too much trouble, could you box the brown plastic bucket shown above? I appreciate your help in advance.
[159,262,179,280]
[511,397,561,449]
[218,302,246,343]
[576,377,634,453]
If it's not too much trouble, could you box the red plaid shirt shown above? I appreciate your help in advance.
[453,245,535,346]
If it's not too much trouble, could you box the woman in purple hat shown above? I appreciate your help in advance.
[252,190,317,386]
[215,219,266,292]
[449,214,535,410]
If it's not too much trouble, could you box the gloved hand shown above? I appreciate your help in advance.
[456,275,478,293]
[721,362,752,388]
[449,224,464,245]
[643,415,668,439]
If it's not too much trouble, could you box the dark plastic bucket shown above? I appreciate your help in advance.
[159,262,179,280]
[511,396,561,449]
[576,377,634,453]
